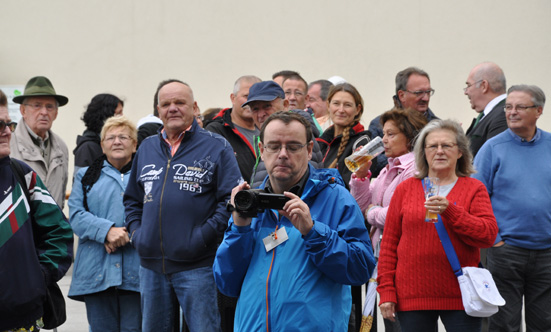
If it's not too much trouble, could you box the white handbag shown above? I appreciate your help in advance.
[435,216,505,317]
[457,267,505,317]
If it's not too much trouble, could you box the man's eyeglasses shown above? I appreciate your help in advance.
[23,103,57,112]
[425,142,457,152]
[463,80,484,92]
[103,135,132,143]
[504,104,538,113]
[0,120,17,132]
[404,89,434,98]
[284,90,305,97]
[263,142,307,154]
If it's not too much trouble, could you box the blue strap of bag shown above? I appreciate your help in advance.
[434,215,463,277]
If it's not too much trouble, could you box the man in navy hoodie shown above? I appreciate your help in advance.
[124,79,241,332]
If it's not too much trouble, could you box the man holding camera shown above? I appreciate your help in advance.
[214,111,375,331]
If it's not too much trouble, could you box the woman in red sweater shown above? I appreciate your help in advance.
[377,119,498,332]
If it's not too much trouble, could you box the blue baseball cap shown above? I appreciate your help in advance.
[242,81,285,107]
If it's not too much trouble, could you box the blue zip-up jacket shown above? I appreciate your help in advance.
[124,121,242,274]
[214,166,376,332]
[68,161,140,300]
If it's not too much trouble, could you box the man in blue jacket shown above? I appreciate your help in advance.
[214,111,376,331]
[124,79,242,332]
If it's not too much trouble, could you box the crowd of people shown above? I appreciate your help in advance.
[0,61,549,332]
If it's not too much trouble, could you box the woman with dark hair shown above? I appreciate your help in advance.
[68,116,141,331]
[74,93,123,175]
[317,82,374,186]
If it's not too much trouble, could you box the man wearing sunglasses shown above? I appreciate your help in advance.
[10,76,69,208]
[0,89,73,331]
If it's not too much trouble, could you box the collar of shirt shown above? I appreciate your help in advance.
[24,120,49,150]
[482,94,507,118]
[265,167,310,198]
[507,127,541,143]
[161,125,192,157]
[387,151,414,170]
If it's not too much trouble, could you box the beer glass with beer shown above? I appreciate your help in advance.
[422,177,440,223]
[344,136,384,172]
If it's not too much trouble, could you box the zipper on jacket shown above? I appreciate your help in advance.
[158,157,171,274]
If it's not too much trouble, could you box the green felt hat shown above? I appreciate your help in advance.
[12,76,68,106]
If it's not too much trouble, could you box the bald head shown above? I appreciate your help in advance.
[465,62,507,112]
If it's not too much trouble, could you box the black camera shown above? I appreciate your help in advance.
[234,189,290,218]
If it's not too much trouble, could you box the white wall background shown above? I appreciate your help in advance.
[2,0,550,192]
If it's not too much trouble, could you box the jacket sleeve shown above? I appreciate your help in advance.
[201,142,243,245]
[303,188,376,286]
[68,168,115,243]
[349,176,373,212]
[213,222,256,297]
[28,171,74,285]
[124,150,145,239]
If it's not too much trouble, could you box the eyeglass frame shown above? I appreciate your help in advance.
[23,103,58,112]
[424,142,458,153]
[463,80,484,93]
[403,89,435,98]
[103,134,133,143]
[0,120,17,133]
[262,142,308,154]
[504,104,539,113]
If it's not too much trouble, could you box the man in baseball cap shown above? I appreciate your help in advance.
[10,76,69,208]
[243,81,289,129]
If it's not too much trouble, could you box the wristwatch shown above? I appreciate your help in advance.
[226,200,236,213]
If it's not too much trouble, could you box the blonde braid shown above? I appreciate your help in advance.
[329,124,351,168]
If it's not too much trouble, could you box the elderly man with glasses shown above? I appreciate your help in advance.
[11,76,69,208]
[474,85,551,332]
[464,62,509,158]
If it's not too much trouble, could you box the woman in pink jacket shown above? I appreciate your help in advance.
[351,108,428,248]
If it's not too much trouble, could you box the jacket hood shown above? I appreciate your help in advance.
[73,130,100,153]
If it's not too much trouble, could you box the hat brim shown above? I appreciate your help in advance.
[13,94,68,107]
[242,95,278,108]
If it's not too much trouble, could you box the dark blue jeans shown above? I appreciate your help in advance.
[139,266,221,332]
[83,288,141,332]
[487,243,551,331]
[398,310,481,332]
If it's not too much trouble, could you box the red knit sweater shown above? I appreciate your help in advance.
[377,176,498,311]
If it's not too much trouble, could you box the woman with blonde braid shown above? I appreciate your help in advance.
[318,83,375,187]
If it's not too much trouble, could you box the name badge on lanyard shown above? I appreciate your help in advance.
[262,227,289,252]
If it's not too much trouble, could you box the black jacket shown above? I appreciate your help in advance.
[73,130,102,168]
[466,99,507,158]
[317,123,374,188]
[205,108,257,181]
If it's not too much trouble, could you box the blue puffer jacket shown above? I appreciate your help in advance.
[68,161,140,300]
[214,166,376,332]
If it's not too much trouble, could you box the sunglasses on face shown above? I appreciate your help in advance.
[0,120,17,132]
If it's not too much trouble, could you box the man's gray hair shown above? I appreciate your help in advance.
[308,80,334,101]
[233,75,261,95]
[395,67,430,94]
[508,84,546,107]
[22,97,59,108]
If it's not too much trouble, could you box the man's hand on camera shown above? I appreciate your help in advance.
[279,192,313,236]
[231,182,253,226]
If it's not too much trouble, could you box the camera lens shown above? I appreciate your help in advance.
[234,190,257,211]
